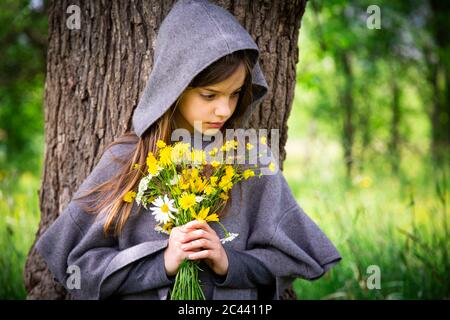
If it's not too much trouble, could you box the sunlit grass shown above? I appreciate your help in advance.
[0,169,40,299]
[284,135,449,299]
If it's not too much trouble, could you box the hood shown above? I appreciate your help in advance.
[132,0,269,138]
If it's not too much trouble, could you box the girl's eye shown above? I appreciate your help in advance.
[201,94,215,100]
[201,91,240,100]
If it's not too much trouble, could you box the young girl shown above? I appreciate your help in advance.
[36,0,341,300]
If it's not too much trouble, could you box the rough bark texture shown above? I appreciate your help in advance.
[24,0,307,300]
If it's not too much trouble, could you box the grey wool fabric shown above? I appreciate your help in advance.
[35,0,342,300]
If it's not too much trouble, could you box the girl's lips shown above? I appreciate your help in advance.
[207,122,224,128]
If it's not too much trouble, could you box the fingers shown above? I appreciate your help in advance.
[181,228,213,244]
[172,225,189,234]
[187,249,214,260]
[182,220,214,233]
[181,238,213,251]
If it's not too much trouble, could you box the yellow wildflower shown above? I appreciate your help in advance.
[225,165,234,178]
[209,147,218,156]
[146,152,160,175]
[210,160,221,168]
[203,185,214,195]
[269,162,276,172]
[162,221,173,234]
[123,191,136,203]
[148,163,159,175]
[220,140,236,152]
[179,193,196,210]
[194,177,206,193]
[146,152,157,166]
[178,176,190,190]
[156,140,166,148]
[191,149,206,165]
[243,169,255,180]
[189,206,219,223]
[190,167,199,179]
[210,176,218,187]
[219,192,229,201]
[260,136,267,145]
[171,142,190,163]
[219,175,233,192]
[159,146,173,166]
[171,186,182,196]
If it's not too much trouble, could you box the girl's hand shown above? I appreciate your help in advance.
[163,225,202,276]
[180,220,229,276]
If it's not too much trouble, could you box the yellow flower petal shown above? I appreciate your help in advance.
[156,140,166,148]
[123,191,136,203]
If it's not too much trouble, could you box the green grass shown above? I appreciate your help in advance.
[283,136,449,299]
[0,169,40,299]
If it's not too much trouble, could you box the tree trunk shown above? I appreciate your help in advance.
[389,76,401,174]
[24,0,307,300]
[339,51,354,179]
[429,0,450,163]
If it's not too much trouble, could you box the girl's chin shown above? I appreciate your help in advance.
[202,127,221,136]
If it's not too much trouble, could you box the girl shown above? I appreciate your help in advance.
[36,0,341,300]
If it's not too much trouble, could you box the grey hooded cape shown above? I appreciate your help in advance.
[35,0,342,300]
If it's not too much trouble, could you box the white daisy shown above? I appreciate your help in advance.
[154,225,170,235]
[220,232,239,244]
[136,175,153,206]
[195,195,204,203]
[138,175,152,193]
[169,174,180,185]
[150,195,178,224]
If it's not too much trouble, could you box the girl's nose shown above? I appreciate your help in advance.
[214,98,233,118]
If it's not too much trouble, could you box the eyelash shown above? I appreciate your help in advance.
[201,91,241,100]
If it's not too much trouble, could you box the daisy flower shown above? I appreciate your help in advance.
[169,174,180,185]
[136,175,153,207]
[220,232,239,244]
[195,195,204,203]
[150,195,178,224]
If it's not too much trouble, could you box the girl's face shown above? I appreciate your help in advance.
[174,62,247,136]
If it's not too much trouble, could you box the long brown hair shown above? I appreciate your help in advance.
[73,49,256,237]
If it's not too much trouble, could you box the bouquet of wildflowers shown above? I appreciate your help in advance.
[122,138,273,300]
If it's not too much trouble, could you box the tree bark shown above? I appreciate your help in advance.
[24,0,307,300]
[428,0,450,163]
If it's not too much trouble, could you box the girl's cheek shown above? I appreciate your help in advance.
[191,104,210,122]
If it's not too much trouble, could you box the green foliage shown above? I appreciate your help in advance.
[0,169,40,299]
[283,133,449,299]
[0,0,47,173]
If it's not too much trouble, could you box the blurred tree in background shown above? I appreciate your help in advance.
[295,0,449,182]
[0,0,47,175]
